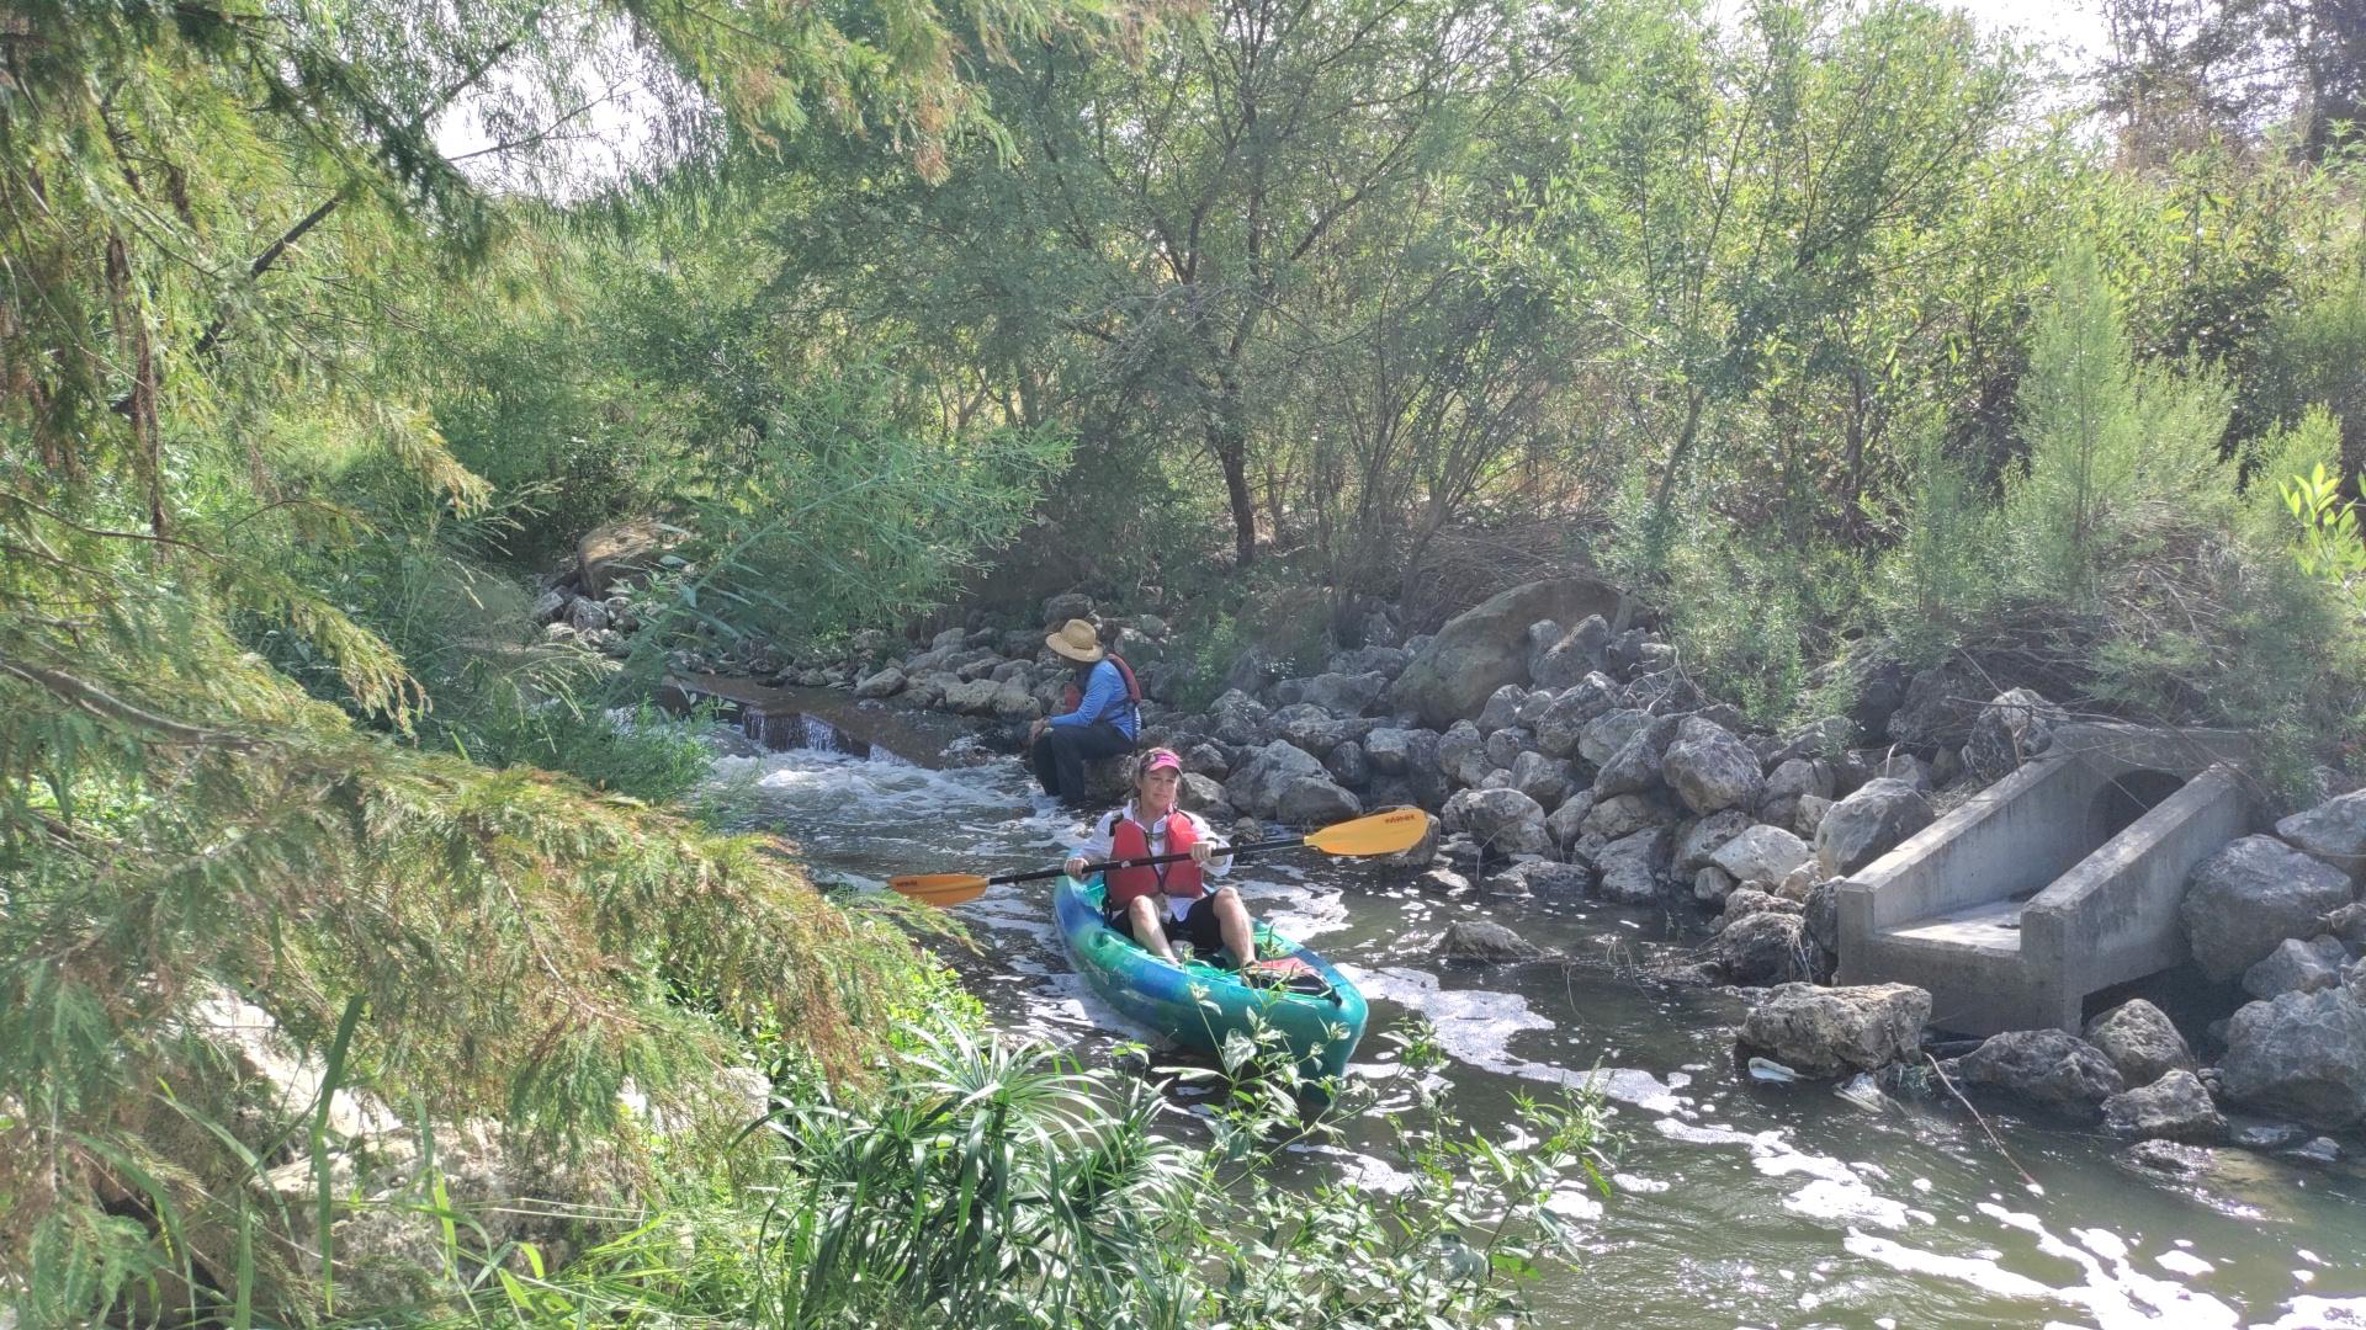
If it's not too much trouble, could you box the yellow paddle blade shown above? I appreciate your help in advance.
[887,873,991,907]
[1301,807,1433,857]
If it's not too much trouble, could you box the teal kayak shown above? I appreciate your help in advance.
[1052,875,1369,1096]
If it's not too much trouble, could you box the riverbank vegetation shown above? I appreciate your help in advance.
[5,0,2363,1321]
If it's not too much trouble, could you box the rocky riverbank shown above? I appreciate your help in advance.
[583,568,2366,1172]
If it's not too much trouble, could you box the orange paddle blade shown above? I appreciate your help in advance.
[887,873,991,907]
[1300,807,1433,857]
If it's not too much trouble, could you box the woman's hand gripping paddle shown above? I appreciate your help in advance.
[887,806,1434,907]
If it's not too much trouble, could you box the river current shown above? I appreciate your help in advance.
[705,704,2366,1330]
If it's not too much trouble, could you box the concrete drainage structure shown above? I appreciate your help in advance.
[1834,724,2254,1037]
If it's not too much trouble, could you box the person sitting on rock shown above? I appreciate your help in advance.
[1029,618,1140,805]
[1063,748,1253,967]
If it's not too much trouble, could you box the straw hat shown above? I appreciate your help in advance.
[1046,618,1106,663]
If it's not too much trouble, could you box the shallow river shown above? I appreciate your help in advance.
[707,702,2366,1330]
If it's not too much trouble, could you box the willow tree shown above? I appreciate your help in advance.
[0,0,1088,1318]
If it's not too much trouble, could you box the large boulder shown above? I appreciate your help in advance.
[2244,935,2350,999]
[2216,988,2366,1130]
[1947,1030,2124,1116]
[1739,983,1931,1076]
[577,517,685,597]
[1963,688,2066,783]
[1595,825,1675,903]
[1661,717,1764,815]
[1885,659,1987,752]
[1710,825,1813,888]
[2082,999,2195,1087]
[1509,750,1576,811]
[1450,788,1552,858]
[2276,789,2366,877]
[1706,910,1815,986]
[1545,792,1595,852]
[1277,776,1364,826]
[1533,675,1622,758]
[1674,809,1755,874]
[1814,778,1934,878]
[1362,727,1429,776]
[1388,577,1630,727]
[1276,671,1389,717]
[1207,690,1273,747]
[1436,721,1490,789]
[1223,741,1331,819]
[1577,707,1652,767]
[1476,684,1529,734]
[2180,835,2356,982]
[1594,715,1680,798]
[2100,1070,2228,1144]
[1582,792,1676,842]
[1758,757,1836,828]
[1530,614,1613,690]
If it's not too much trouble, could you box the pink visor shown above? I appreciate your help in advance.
[1143,748,1183,773]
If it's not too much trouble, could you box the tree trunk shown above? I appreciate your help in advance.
[1216,424,1258,567]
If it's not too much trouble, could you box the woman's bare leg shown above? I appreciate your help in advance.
[1211,886,1255,966]
[1126,895,1178,962]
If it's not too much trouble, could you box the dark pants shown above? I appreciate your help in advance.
[1031,721,1133,803]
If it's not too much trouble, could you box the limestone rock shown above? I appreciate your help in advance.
[1452,787,1551,858]
[578,517,684,597]
[1596,825,1675,903]
[2276,789,2366,877]
[1815,778,1934,878]
[1545,792,1595,853]
[1530,614,1613,690]
[1886,660,1986,752]
[1363,727,1430,776]
[2082,1000,2196,1087]
[2217,988,2366,1130]
[1694,865,1738,903]
[1323,739,1370,790]
[1388,576,1628,727]
[1534,675,1622,758]
[1758,757,1836,827]
[1476,684,1529,734]
[1662,717,1764,814]
[1436,721,1489,789]
[1484,726,1534,771]
[2244,935,2350,999]
[2101,1070,2228,1144]
[1948,1030,2124,1116]
[1793,794,1834,840]
[1276,671,1389,717]
[1510,750,1576,812]
[1578,707,1652,768]
[1223,741,1330,819]
[1594,715,1679,798]
[1179,772,1228,814]
[1208,690,1273,747]
[1494,859,1594,895]
[1739,982,1931,1076]
[1718,888,1800,928]
[1277,776,1363,826]
[1675,809,1754,873]
[2180,835,2356,982]
[1438,919,1551,963]
[1710,825,1813,887]
[1963,688,2066,783]
[1707,910,1815,987]
[1582,792,1675,842]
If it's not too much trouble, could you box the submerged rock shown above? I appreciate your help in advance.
[1437,919,1552,963]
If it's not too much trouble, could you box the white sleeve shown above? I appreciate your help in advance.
[1071,810,1117,865]
[1190,811,1234,878]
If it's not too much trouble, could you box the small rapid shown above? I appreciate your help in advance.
[711,725,2366,1329]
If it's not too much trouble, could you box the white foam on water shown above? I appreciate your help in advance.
[2156,1251,2214,1278]
[2253,1296,2366,1329]
[1342,964,1685,1109]
[1846,1201,2243,1328]
[1612,1172,1671,1194]
[1786,1178,1912,1231]
[1545,1184,1606,1221]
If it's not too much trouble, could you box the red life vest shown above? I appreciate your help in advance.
[1104,809,1205,908]
[1057,654,1143,718]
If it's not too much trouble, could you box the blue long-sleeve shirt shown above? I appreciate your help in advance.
[1048,659,1138,739]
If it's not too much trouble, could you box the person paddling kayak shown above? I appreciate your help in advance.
[1028,618,1140,806]
[1062,747,1253,967]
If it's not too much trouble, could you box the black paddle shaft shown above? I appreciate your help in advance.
[986,835,1306,888]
